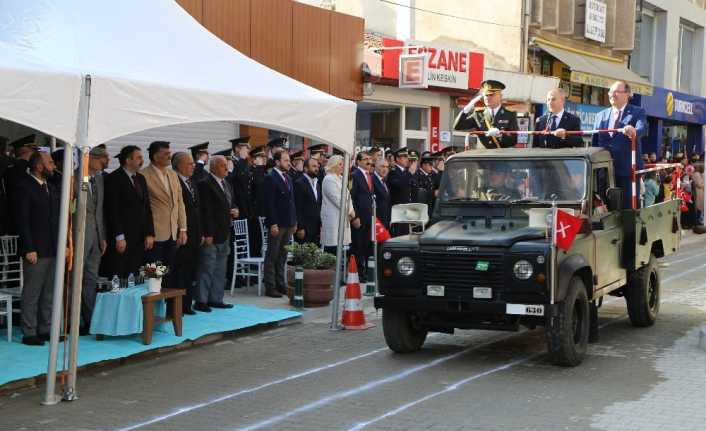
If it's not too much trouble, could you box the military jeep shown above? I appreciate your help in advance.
[374,148,681,366]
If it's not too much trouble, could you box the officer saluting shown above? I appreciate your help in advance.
[453,80,518,149]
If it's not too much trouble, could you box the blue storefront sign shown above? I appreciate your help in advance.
[636,87,706,124]
[564,102,605,131]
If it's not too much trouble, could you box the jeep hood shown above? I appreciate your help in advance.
[419,219,546,247]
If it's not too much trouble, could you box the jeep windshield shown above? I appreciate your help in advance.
[439,158,587,203]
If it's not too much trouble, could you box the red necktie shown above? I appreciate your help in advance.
[366,172,373,192]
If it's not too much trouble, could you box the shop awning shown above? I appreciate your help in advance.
[534,39,653,96]
[484,68,560,104]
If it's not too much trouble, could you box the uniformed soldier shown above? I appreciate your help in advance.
[413,155,436,218]
[483,165,520,201]
[387,147,413,236]
[248,146,267,256]
[453,80,518,149]
[308,143,328,182]
[266,137,287,171]
[289,150,305,181]
[189,142,209,183]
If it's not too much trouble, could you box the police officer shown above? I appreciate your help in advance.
[413,155,436,218]
[453,80,518,149]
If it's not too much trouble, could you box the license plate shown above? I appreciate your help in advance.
[427,285,445,297]
[473,287,492,299]
[506,303,545,316]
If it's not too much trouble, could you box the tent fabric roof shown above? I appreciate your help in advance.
[0,0,356,152]
[535,40,653,96]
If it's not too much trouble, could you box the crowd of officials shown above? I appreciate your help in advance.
[0,133,449,346]
[2,79,704,347]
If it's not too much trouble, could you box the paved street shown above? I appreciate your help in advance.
[2,233,706,431]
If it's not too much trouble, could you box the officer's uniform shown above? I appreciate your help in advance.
[453,80,518,149]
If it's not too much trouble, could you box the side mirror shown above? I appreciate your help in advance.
[606,187,622,212]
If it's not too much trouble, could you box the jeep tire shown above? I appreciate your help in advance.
[382,309,428,353]
[625,253,660,327]
[546,277,589,366]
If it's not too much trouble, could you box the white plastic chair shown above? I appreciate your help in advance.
[0,235,23,299]
[390,203,429,233]
[0,293,11,342]
[230,219,265,296]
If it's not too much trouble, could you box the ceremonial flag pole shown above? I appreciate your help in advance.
[550,201,557,305]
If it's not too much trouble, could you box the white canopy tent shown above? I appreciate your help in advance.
[0,0,356,404]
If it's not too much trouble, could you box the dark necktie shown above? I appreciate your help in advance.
[131,174,142,199]
[41,182,49,196]
[282,173,289,190]
[221,180,231,205]
[89,176,97,206]
[611,110,622,130]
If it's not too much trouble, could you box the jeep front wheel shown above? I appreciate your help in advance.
[382,309,427,353]
[546,276,589,366]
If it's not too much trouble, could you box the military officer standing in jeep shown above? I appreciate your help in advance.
[453,80,519,149]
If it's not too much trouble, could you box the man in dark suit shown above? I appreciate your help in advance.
[196,155,238,311]
[534,88,583,149]
[3,139,35,235]
[387,148,413,236]
[172,152,202,315]
[351,151,375,280]
[14,152,60,345]
[263,150,297,298]
[373,158,391,229]
[453,80,518,148]
[592,80,647,209]
[293,158,322,245]
[102,146,155,279]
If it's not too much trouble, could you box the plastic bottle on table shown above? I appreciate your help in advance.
[111,275,120,290]
[127,273,135,288]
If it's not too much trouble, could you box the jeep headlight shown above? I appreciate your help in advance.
[397,257,415,276]
[513,260,533,280]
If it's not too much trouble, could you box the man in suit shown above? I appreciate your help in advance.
[189,142,209,184]
[373,158,391,229]
[3,139,35,235]
[263,150,297,298]
[78,146,109,335]
[453,80,518,148]
[103,146,155,279]
[196,155,238,311]
[14,152,60,345]
[387,148,413,236]
[172,152,202,315]
[294,158,322,245]
[592,80,647,208]
[141,141,187,291]
[351,151,375,280]
[534,88,583,149]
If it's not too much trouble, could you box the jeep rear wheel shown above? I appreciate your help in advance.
[382,309,428,353]
[546,277,589,367]
[626,253,660,327]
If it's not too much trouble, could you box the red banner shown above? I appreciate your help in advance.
[430,106,440,153]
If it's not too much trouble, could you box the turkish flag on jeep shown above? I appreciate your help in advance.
[553,209,583,251]
[375,218,391,243]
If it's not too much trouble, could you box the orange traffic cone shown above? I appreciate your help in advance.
[341,255,375,330]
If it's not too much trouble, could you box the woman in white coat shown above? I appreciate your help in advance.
[321,155,361,255]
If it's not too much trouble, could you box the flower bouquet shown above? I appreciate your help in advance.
[140,262,169,293]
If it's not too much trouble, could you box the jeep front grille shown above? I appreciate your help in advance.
[420,251,504,291]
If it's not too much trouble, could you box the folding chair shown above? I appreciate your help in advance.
[0,294,11,342]
[0,235,23,299]
[230,219,265,296]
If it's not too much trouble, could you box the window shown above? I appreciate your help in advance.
[631,11,656,80]
[404,107,428,131]
[678,22,695,93]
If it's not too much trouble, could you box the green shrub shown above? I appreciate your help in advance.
[285,242,337,270]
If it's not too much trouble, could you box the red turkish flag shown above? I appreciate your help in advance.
[553,209,583,251]
[375,218,391,243]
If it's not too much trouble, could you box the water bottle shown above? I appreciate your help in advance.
[127,273,135,288]
[111,275,120,290]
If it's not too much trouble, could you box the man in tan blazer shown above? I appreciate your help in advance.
[141,141,187,288]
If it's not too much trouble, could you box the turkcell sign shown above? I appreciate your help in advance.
[405,45,469,90]
[638,87,706,124]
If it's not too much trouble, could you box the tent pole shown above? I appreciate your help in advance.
[330,152,351,330]
[64,76,91,401]
[42,140,73,406]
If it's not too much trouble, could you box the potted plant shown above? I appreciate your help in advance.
[140,262,168,293]
[285,243,337,307]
